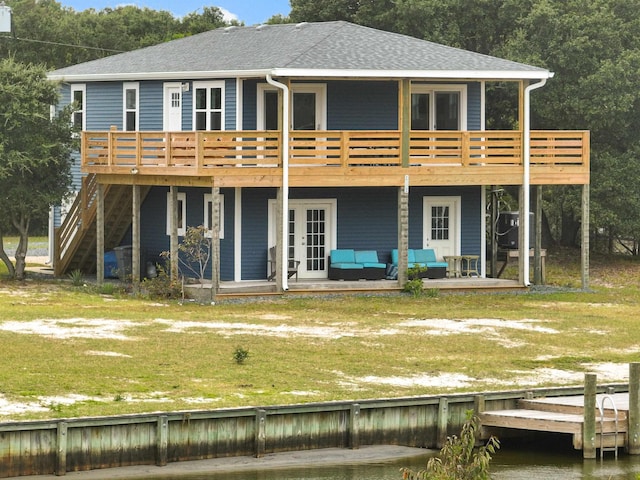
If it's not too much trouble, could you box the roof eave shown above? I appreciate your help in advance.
[47,68,554,83]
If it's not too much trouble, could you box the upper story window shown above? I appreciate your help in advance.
[411,85,466,131]
[123,82,139,131]
[193,81,224,131]
[71,84,86,131]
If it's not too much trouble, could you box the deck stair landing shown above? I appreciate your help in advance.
[479,393,628,453]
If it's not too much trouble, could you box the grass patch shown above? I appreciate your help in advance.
[1,247,640,421]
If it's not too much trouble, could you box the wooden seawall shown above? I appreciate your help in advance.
[0,385,626,478]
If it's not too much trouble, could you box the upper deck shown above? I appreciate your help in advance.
[82,129,590,187]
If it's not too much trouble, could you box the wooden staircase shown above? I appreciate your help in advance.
[480,394,627,453]
[54,175,149,276]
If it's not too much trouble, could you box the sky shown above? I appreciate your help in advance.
[59,0,292,25]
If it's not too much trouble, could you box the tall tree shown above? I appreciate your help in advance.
[0,58,74,279]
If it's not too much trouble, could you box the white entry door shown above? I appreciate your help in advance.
[270,199,336,279]
[423,196,461,260]
[163,83,182,131]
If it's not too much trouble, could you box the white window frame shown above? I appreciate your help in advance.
[204,193,225,239]
[123,82,139,131]
[411,84,467,130]
[290,83,327,130]
[193,80,225,131]
[70,84,86,131]
[166,192,187,237]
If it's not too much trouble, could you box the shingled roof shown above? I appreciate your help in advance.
[49,21,551,82]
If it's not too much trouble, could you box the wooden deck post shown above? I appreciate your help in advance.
[132,184,141,288]
[169,187,179,282]
[96,183,104,286]
[582,184,590,290]
[397,186,409,286]
[534,186,543,284]
[210,186,221,299]
[490,187,498,278]
[518,186,526,285]
[156,415,168,466]
[628,362,640,453]
[583,373,597,459]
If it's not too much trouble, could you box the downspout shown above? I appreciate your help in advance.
[523,78,547,286]
[266,74,290,290]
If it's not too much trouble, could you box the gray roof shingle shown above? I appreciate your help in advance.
[49,21,550,81]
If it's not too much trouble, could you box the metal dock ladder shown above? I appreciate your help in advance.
[597,394,619,459]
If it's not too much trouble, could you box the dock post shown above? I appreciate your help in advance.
[583,373,597,459]
[628,363,640,454]
[156,415,168,466]
[436,397,448,448]
[255,409,267,458]
[55,421,67,476]
[349,403,361,449]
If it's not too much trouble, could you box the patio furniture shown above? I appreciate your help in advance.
[329,249,386,280]
[443,255,463,278]
[461,255,480,277]
[267,246,300,281]
[391,249,448,279]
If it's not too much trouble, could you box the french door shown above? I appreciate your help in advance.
[423,196,461,260]
[270,199,336,279]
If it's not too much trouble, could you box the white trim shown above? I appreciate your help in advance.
[123,81,139,131]
[49,68,554,83]
[480,81,486,130]
[70,84,86,131]
[234,187,242,282]
[203,193,225,240]
[166,191,186,236]
[192,80,225,131]
[411,83,467,130]
[162,82,182,131]
[256,83,277,130]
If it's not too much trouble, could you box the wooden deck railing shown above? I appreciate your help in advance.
[81,129,589,185]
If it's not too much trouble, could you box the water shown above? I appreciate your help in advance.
[143,449,640,480]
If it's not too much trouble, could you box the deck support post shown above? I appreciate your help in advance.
[581,183,590,290]
[211,186,221,299]
[533,186,543,284]
[397,186,409,287]
[349,403,361,449]
[628,363,640,453]
[255,409,266,458]
[583,373,597,459]
[96,183,104,286]
[518,186,526,285]
[169,187,179,282]
[490,187,498,277]
[132,184,141,288]
[436,397,449,448]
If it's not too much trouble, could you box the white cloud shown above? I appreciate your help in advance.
[217,6,238,22]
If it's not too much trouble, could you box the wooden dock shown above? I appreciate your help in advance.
[480,392,628,452]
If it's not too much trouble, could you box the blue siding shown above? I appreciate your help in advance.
[182,84,193,130]
[327,81,398,130]
[86,82,122,130]
[467,82,482,130]
[242,79,258,130]
[139,81,163,130]
[241,188,273,279]
[225,78,236,129]
[124,187,234,280]
[59,84,71,107]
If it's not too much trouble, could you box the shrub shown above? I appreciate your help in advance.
[141,263,182,299]
[233,346,249,364]
[68,269,84,286]
[400,413,499,480]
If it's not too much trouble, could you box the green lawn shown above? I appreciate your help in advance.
[1,247,639,421]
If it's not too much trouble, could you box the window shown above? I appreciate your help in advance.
[71,84,86,130]
[204,193,225,239]
[166,192,186,236]
[193,81,224,131]
[123,82,139,131]
[411,85,466,131]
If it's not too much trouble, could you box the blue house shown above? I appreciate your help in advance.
[48,21,590,292]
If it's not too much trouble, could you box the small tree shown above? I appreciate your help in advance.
[401,413,499,480]
[162,225,212,284]
[0,58,74,280]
